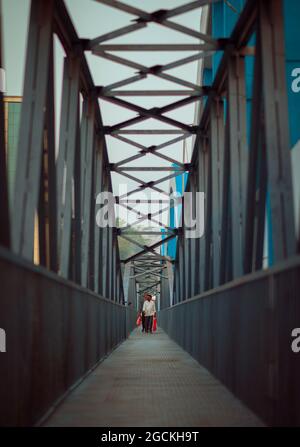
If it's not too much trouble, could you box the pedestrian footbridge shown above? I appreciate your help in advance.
[0,0,299,427]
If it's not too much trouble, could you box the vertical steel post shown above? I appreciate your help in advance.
[227,52,248,279]
[45,40,58,272]
[198,137,208,293]
[178,231,185,301]
[210,97,224,287]
[204,147,212,291]
[166,260,174,307]
[81,96,95,287]
[94,138,104,293]
[0,2,10,249]
[100,172,109,297]
[258,0,297,262]
[219,116,232,284]
[189,172,199,297]
[184,232,191,299]
[12,0,54,259]
[56,54,80,278]
[244,32,267,273]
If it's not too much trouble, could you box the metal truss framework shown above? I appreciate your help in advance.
[0,0,297,306]
[89,0,222,301]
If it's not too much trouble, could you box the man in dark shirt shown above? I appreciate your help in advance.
[140,293,148,333]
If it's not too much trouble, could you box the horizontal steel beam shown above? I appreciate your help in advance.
[94,44,218,51]
[113,166,188,172]
[101,90,206,97]
[107,129,193,135]
[121,231,175,236]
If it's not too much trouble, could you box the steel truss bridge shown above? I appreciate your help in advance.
[0,0,299,427]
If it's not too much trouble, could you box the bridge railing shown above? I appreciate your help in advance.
[0,246,136,426]
[160,255,300,426]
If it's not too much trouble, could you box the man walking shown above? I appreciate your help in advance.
[142,294,156,334]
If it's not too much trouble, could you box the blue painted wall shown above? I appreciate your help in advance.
[284,0,300,148]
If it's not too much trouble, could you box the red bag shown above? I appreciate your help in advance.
[136,315,142,326]
[152,317,157,332]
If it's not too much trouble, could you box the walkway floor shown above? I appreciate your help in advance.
[44,328,265,427]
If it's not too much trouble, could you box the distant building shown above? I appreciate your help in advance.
[4,96,40,264]
[3,96,21,208]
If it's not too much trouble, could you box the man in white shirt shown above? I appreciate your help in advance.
[142,294,156,334]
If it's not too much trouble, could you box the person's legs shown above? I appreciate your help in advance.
[145,316,150,333]
[141,313,145,332]
[149,316,153,333]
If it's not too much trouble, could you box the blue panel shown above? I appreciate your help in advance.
[212,1,247,77]
[162,168,188,259]
[283,0,300,148]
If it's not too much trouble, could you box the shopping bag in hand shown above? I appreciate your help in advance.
[136,315,142,326]
[152,317,157,332]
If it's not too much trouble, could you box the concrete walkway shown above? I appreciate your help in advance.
[44,328,265,427]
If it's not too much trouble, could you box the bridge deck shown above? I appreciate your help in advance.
[44,328,264,427]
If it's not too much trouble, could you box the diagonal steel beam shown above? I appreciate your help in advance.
[100,73,147,93]
[94,0,220,42]
[112,134,190,169]
[115,169,170,197]
[88,22,147,48]
[117,170,186,199]
[93,51,204,91]
[123,234,176,263]
[130,267,164,279]
[99,90,203,132]
[119,202,172,231]
[118,202,171,229]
